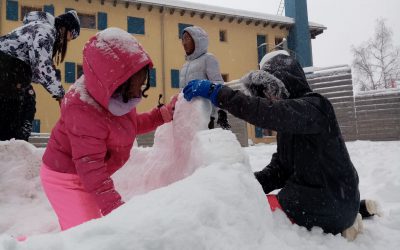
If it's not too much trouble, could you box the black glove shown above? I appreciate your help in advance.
[216,110,231,130]
[208,116,215,129]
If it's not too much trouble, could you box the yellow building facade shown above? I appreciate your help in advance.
[0,0,324,144]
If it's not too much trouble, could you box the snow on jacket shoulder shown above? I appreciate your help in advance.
[43,28,164,215]
[0,11,64,99]
[179,26,223,88]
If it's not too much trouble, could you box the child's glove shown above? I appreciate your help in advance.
[183,79,222,107]
[159,94,178,123]
[216,110,231,130]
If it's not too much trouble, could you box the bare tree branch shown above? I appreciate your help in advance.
[352,19,400,92]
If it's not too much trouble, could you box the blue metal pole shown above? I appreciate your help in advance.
[285,0,313,67]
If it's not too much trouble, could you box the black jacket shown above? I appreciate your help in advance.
[0,50,34,141]
[217,55,360,234]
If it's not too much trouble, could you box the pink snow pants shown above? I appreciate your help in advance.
[40,163,102,231]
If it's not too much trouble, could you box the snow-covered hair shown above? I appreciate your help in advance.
[259,50,289,70]
[240,70,290,100]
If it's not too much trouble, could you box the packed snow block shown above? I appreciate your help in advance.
[114,95,211,196]
[189,128,249,169]
[114,94,249,198]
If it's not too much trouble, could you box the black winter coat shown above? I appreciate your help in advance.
[0,50,34,141]
[216,54,360,234]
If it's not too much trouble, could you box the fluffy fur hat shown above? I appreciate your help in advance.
[241,70,289,100]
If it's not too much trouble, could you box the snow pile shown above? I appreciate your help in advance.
[0,141,57,235]
[0,96,399,249]
[0,95,271,250]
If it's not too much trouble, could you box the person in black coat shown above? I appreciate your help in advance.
[0,50,33,140]
[182,51,365,237]
[0,10,80,141]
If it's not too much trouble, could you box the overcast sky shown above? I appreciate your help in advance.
[184,0,400,67]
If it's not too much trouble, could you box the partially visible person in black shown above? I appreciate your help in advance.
[0,10,80,141]
[0,51,32,140]
[183,50,380,240]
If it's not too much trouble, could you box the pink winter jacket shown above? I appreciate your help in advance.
[42,28,165,216]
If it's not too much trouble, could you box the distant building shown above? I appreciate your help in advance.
[0,0,325,145]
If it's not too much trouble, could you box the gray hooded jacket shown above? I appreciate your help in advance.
[179,26,223,88]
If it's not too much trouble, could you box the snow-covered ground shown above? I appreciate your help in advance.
[0,96,399,250]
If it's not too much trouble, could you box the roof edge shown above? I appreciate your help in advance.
[118,0,325,37]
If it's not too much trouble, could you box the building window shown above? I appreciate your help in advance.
[178,23,193,39]
[149,68,156,87]
[219,30,227,42]
[32,119,41,133]
[20,6,42,21]
[275,37,284,50]
[77,64,83,79]
[78,12,96,29]
[257,35,267,64]
[43,4,54,15]
[255,127,275,138]
[6,0,19,21]
[97,12,107,30]
[255,127,263,138]
[171,69,180,88]
[221,74,229,82]
[263,129,274,137]
[65,62,76,84]
[127,16,145,35]
[66,8,96,29]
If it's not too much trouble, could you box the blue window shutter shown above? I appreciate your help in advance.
[32,119,41,133]
[65,62,76,83]
[97,12,107,30]
[178,23,193,38]
[149,68,156,87]
[255,127,263,138]
[257,35,267,63]
[43,4,54,15]
[171,69,180,88]
[6,0,18,21]
[127,16,145,34]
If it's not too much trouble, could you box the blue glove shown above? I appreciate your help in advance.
[183,79,222,106]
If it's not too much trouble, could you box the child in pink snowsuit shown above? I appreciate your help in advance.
[41,27,177,230]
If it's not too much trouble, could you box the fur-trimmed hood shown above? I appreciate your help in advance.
[242,52,311,99]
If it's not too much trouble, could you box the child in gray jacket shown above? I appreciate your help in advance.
[179,26,230,129]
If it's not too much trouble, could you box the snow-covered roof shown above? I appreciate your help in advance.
[120,0,326,36]
[304,64,351,79]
